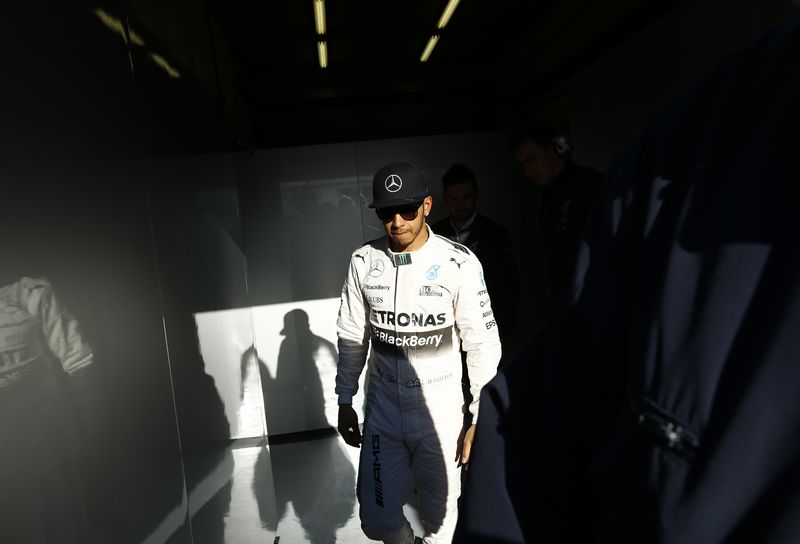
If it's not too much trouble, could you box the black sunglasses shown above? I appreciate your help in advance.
[375,201,423,222]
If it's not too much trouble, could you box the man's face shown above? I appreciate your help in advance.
[515,139,561,187]
[377,196,433,252]
[442,182,477,224]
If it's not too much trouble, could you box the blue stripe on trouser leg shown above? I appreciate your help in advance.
[358,427,413,540]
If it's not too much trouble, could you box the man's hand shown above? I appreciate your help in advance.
[456,423,477,468]
[338,404,362,448]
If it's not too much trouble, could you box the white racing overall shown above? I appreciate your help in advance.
[336,226,501,543]
[0,277,95,542]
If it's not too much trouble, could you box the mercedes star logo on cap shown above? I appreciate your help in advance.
[385,174,402,193]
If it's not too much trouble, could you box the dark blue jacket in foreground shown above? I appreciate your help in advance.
[456,16,800,544]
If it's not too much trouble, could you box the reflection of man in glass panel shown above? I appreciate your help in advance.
[335,162,501,543]
[0,276,103,543]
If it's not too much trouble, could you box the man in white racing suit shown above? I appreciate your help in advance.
[336,161,501,543]
[0,276,102,542]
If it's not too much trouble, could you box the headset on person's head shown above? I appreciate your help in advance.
[508,123,572,159]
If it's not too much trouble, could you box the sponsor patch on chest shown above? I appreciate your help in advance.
[373,310,445,327]
[419,285,443,297]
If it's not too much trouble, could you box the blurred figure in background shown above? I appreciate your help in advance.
[458,16,800,544]
[432,164,519,346]
[0,275,106,543]
[511,125,603,308]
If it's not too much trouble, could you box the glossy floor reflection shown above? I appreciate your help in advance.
[182,430,423,543]
[267,430,423,544]
[180,439,273,544]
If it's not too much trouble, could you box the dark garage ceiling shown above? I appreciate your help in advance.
[208,0,685,147]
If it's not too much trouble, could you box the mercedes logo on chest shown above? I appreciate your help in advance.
[368,260,385,277]
[385,174,402,193]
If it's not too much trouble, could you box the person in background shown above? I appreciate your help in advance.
[456,16,800,544]
[511,125,603,307]
[432,164,519,346]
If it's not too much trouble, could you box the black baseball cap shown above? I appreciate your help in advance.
[369,161,430,209]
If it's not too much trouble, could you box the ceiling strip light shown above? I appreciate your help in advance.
[93,8,146,46]
[149,53,181,78]
[436,0,460,29]
[317,41,328,68]
[419,35,439,63]
[314,0,326,35]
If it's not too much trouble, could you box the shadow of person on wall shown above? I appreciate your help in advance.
[241,321,357,544]
[260,309,337,434]
[253,429,357,544]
